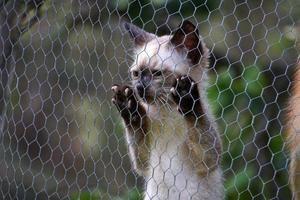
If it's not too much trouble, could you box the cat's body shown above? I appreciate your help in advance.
[140,103,223,200]
[287,61,300,199]
[112,21,223,199]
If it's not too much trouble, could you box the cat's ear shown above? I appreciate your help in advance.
[171,21,204,65]
[123,22,155,46]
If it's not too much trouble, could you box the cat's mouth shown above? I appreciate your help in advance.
[135,86,170,105]
[135,87,155,103]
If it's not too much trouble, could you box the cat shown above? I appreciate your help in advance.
[112,20,223,200]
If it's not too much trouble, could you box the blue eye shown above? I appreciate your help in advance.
[132,70,139,78]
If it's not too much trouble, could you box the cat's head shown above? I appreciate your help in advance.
[124,21,209,104]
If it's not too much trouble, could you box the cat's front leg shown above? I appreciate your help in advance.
[111,84,150,175]
[171,76,221,176]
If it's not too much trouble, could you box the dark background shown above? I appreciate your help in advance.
[0,0,299,199]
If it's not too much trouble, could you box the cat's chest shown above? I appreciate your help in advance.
[147,106,189,172]
[148,106,187,143]
[145,110,199,200]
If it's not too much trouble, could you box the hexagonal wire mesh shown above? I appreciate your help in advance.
[0,0,299,199]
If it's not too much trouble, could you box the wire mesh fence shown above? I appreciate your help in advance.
[0,0,299,199]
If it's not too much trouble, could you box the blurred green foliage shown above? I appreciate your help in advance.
[113,0,221,32]
[71,188,142,200]
[208,65,265,199]
[207,65,289,199]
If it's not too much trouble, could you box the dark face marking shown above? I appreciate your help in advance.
[131,68,178,104]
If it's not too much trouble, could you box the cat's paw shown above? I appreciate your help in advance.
[112,84,137,113]
[171,76,201,116]
[111,84,141,123]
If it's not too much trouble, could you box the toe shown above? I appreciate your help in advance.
[170,87,176,95]
[124,87,133,97]
[111,85,118,93]
[127,99,133,109]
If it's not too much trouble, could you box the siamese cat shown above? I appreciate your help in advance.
[112,21,223,200]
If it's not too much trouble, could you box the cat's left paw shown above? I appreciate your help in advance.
[171,76,201,116]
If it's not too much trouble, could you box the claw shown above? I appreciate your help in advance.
[111,86,118,93]
[170,87,175,94]
[125,88,130,96]
[128,100,133,108]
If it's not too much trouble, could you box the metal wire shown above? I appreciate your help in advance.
[0,0,299,199]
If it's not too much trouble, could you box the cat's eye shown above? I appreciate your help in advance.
[152,70,162,77]
[131,70,139,78]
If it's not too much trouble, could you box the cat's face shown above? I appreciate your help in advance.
[124,21,208,104]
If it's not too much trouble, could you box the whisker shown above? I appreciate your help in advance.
[157,95,172,111]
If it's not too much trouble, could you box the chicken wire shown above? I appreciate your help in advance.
[0,0,299,199]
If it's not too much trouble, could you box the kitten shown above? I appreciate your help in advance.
[112,21,223,200]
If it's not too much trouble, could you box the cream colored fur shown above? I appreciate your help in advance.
[141,105,223,200]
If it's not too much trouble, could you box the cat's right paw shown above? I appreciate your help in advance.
[171,76,201,117]
[111,84,140,123]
